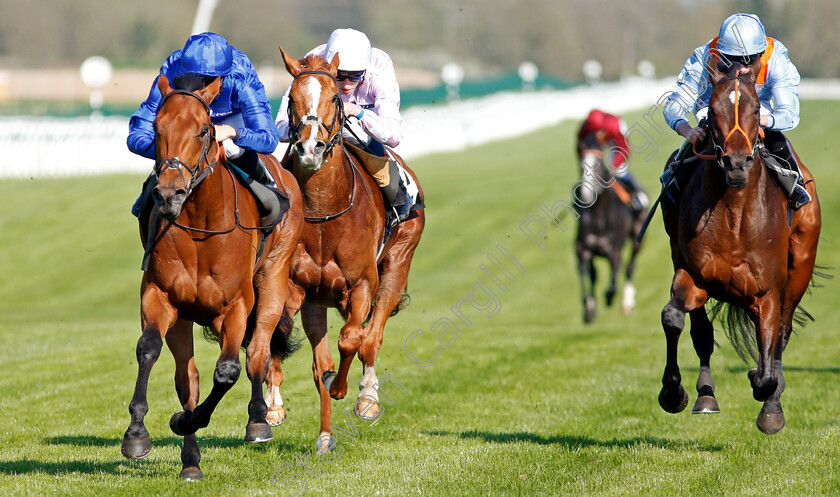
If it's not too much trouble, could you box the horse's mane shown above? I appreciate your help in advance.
[171,72,217,92]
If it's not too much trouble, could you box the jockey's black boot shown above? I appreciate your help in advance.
[230,149,275,187]
[760,130,811,210]
[380,159,410,229]
[131,173,157,219]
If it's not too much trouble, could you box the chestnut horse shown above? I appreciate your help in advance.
[120,73,303,479]
[575,147,646,323]
[271,48,425,452]
[658,63,821,434]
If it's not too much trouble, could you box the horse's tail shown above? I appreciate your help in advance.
[708,300,758,364]
[202,307,303,362]
[390,291,411,317]
[268,308,304,362]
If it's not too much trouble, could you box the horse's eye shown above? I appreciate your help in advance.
[200,126,210,137]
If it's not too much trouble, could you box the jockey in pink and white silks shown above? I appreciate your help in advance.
[275,28,419,227]
[661,13,811,210]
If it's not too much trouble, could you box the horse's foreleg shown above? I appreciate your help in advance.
[660,269,707,414]
[357,240,417,420]
[170,301,247,436]
[302,303,335,454]
[576,245,596,324]
[165,319,203,480]
[750,297,783,434]
[688,308,719,414]
[605,248,621,307]
[122,287,176,460]
[330,280,374,401]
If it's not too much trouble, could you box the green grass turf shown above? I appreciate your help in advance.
[0,100,838,496]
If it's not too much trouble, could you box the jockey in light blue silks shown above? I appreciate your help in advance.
[661,13,811,210]
[128,32,280,217]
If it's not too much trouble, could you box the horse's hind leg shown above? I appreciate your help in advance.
[121,287,176,460]
[165,319,203,480]
[688,308,720,414]
[660,269,708,413]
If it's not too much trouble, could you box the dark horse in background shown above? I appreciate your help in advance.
[658,61,821,434]
[271,48,425,453]
[120,73,303,479]
[574,146,647,323]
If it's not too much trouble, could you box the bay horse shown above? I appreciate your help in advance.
[120,73,303,479]
[658,62,821,434]
[574,147,646,323]
[271,48,425,452]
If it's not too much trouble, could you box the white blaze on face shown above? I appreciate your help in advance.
[728,89,741,104]
[302,78,322,142]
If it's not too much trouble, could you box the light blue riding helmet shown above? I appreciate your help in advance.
[718,13,768,56]
[178,32,234,77]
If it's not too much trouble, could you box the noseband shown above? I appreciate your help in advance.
[155,89,218,192]
[286,70,345,155]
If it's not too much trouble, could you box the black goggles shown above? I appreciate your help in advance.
[721,52,762,68]
[336,70,365,82]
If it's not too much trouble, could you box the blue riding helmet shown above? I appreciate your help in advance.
[178,32,234,77]
[718,13,767,57]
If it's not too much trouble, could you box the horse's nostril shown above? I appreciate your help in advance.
[314,141,326,154]
[294,142,305,155]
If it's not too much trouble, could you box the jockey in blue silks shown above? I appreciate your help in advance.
[661,13,811,210]
[128,32,279,217]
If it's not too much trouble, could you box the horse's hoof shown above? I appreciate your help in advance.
[245,422,274,444]
[355,395,381,421]
[622,305,635,315]
[315,433,336,455]
[121,435,152,459]
[756,409,785,434]
[179,466,204,481]
[266,405,286,426]
[659,386,689,414]
[691,395,721,414]
[170,410,193,436]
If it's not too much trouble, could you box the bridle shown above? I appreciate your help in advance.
[286,69,362,223]
[286,70,345,157]
[694,75,761,165]
[155,89,218,193]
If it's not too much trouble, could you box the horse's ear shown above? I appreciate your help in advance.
[279,46,302,76]
[328,53,340,76]
[157,73,173,98]
[195,76,223,104]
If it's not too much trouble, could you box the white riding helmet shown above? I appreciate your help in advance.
[324,28,372,72]
[718,13,767,56]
